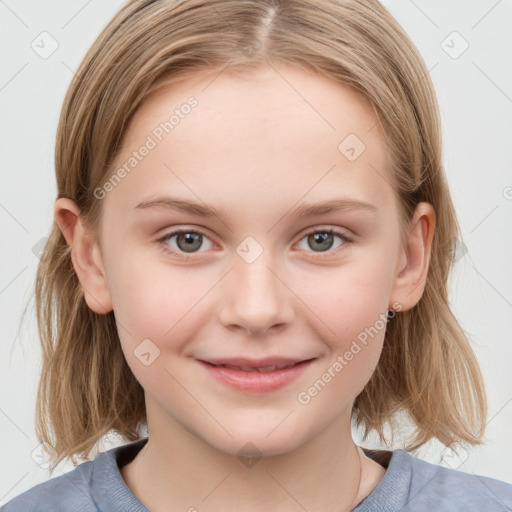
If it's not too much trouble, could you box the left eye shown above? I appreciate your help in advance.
[157,228,351,258]
[296,228,350,255]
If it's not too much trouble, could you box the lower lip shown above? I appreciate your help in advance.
[197,359,314,393]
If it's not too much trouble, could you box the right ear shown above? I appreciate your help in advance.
[53,198,113,314]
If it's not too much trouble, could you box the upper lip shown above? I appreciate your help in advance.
[197,357,314,371]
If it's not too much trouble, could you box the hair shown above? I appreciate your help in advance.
[26,0,487,474]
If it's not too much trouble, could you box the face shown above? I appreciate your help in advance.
[88,64,409,457]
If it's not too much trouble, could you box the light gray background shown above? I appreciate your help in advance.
[1,0,511,505]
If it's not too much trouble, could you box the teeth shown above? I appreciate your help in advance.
[256,365,278,373]
[217,362,297,372]
[221,364,237,370]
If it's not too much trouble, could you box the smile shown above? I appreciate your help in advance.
[208,362,298,372]
[196,357,316,393]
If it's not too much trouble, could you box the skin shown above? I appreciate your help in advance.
[54,63,435,511]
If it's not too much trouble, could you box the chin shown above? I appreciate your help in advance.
[218,435,303,460]
[198,418,311,460]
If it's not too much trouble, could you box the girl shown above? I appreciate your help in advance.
[3,0,512,510]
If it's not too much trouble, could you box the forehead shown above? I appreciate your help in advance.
[104,64,395,222]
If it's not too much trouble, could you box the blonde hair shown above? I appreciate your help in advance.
[27,0,487,473]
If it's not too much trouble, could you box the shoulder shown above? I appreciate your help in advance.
[1,460,96,512]
[1,439,148,512]
[407,451,512,510]
[358,448,512,512]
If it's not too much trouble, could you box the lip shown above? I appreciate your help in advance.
[196,357,316,393]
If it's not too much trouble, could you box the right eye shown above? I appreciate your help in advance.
[157,228,214,258]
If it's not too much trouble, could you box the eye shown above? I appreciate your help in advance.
[158,229,213,259]
[296,228,351,257]
[157,227,352,260]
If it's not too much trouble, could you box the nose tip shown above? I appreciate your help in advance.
[218,256,294,336]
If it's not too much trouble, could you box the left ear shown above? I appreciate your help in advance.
[389,201,436,312]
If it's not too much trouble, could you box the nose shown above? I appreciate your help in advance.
[218,250,295,336]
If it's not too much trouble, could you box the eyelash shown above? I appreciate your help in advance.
[157,227,352,261]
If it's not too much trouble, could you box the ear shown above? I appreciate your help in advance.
[54,197,113,314]
[389,202,436,312]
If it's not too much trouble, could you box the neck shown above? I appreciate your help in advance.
[120,406,386,512]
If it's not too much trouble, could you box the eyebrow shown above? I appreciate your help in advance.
[134,196,378,220]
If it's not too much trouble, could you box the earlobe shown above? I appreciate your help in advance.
[54,198,113,315]
[389,202,436,312]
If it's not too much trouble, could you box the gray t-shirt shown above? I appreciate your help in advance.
[2,437,512,511]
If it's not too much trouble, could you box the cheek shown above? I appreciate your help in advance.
[105,252,200,353]
[296,268,390,410]
[294,253,395,404]
[305,255,395,344]
[108,264,202,399]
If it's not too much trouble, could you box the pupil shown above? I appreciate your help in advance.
[178,232,201,252]
[309,232,333,252]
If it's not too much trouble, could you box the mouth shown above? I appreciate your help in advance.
[196,357,316,393]
[199,357,313,371]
